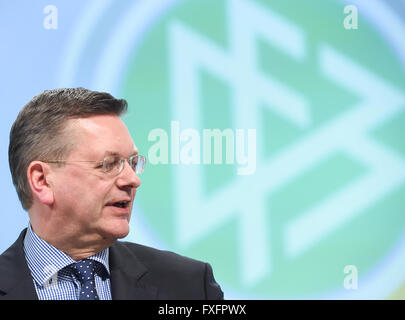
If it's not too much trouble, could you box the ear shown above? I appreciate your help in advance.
[27,161,55,206]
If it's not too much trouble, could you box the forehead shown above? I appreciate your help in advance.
[67,115,137,158]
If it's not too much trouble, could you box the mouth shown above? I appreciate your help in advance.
[106,200,131,209]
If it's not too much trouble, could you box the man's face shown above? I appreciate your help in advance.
[50,114,141,241]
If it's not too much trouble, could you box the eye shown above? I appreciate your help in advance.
[129,155,139,170]
[103,156,120,172]
[132,156,139,166]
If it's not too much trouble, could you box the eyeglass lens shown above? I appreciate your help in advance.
[103,155,145,174]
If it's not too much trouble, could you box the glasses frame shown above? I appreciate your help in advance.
[41,154,146,175]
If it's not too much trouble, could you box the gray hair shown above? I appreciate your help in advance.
[8,87,128,210]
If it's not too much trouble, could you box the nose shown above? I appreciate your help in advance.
[116,160,141,192]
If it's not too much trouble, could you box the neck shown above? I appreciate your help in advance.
[28,212,114,261]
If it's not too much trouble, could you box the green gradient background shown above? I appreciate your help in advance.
[120,0,405,297]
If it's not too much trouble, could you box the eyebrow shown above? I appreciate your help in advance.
[105,150,138,157]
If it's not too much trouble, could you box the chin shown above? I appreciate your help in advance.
[102,220,130,240]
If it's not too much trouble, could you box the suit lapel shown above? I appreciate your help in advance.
[109,241,158,300]
[0,229,38,300]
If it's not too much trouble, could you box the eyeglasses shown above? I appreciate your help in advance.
[42,154,146,176]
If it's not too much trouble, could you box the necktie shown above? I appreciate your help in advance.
[70,259,100,300]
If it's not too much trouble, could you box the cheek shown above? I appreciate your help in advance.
[54,178,80,205]
[55,171,112,210]
[83,182,112,207]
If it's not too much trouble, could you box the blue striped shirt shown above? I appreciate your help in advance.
[23,224,112,300]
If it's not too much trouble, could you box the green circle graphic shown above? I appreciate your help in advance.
[120,0,405,297]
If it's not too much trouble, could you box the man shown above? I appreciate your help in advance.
[0,88,223,300]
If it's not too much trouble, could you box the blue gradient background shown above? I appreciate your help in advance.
[1,0,405,299]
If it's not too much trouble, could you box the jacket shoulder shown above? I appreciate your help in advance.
[112,240,223,299]
[0,229,38,300]
[114,240,205,275]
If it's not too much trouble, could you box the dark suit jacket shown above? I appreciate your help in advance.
[0,229,224,300]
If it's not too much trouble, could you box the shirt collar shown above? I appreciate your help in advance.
[23,224,110,287]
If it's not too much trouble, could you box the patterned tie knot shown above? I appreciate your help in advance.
[70,259,100,300]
